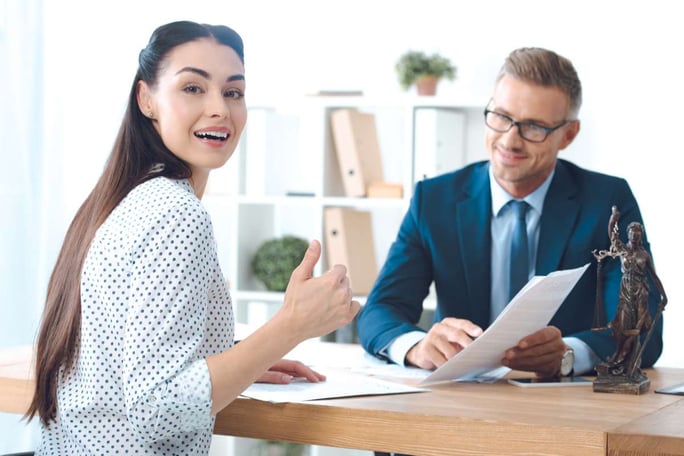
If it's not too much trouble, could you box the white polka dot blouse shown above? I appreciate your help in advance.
[38,177,234,455]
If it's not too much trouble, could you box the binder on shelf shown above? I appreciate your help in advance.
[413,108,467,182]
[330,108,385,197]
[323,207,378,295]
[367,182,404,198]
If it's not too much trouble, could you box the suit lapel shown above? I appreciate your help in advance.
[455,165,492,328]
[537,161,580,274]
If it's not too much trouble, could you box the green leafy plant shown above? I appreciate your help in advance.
[254,440,308,456]
[251,236,309,292]
[395,50,457,90]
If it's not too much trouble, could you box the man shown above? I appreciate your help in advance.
[357,47,664,379]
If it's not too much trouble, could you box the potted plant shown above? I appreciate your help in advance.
[254,440,308,456]
[395,50,457,95]
[251,235,309,292]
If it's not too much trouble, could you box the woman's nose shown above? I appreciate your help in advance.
[207,92,230,118]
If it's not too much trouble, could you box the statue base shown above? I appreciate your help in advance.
[592,362,650,395]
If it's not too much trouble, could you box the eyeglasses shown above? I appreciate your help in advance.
[484,109,569,143]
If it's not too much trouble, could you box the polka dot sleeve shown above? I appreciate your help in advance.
[123,198,215,441]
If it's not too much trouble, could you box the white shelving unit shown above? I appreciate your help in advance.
[203,95,485,455]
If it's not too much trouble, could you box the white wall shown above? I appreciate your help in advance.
[40,0,682,367]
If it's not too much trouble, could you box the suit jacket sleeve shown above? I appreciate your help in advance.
[357,180,434,359]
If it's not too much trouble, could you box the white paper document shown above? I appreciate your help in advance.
[420,264,590,385]
[241,367,429,403]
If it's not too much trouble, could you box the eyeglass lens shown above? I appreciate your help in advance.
[485,111,550,143]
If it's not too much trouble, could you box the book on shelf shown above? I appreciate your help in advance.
[329,108,384,197]
[323,207,378,295]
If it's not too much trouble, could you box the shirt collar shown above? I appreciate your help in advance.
[489,163,555,217]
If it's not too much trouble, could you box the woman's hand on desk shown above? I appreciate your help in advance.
[255,359,326,384]
[405,317,483,370]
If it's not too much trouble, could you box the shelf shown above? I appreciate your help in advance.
[248,93,486,110]
[201,94,485,456]
[204,95,481,344]
[233,194,407,209]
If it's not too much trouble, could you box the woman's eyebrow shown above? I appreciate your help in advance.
[176,66,210,79]
[175,67,244,83]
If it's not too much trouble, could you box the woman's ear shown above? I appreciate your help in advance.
[137,80,155,119]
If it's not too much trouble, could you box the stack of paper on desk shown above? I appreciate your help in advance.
[420,263,590,385]
[241,367,429,403]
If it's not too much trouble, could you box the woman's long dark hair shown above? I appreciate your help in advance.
[26,21,244,426]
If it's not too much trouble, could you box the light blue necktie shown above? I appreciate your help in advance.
[509,200,529,301]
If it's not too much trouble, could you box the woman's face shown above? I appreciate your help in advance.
[137,37,247,189]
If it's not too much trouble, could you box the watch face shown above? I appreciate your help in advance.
[561,349,574,376]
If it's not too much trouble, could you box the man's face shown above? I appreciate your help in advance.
[485,75,579,198]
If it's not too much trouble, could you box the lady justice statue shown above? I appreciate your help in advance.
[592,206,668,394]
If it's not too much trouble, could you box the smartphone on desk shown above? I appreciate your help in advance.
[508,377,592,387]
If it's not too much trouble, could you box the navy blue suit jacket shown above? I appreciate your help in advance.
[357,159,663,368]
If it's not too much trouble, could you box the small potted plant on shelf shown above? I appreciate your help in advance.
[251,235,309,292]
[395,50,457,96]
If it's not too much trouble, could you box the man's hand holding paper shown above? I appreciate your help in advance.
[501,325,566,378]
[419,264,590,385]
[405,318,483,370]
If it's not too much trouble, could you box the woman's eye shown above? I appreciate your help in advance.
[224,88,243,99]
[183,85,202,94]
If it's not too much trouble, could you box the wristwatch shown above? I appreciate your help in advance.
[560,347,575,377]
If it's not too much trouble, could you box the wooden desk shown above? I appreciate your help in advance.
[3,342,684,456]
[0,345,35,415]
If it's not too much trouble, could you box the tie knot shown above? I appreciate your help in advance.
[510,200,528,220]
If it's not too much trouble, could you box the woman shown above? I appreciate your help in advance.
[26,21,359,454]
